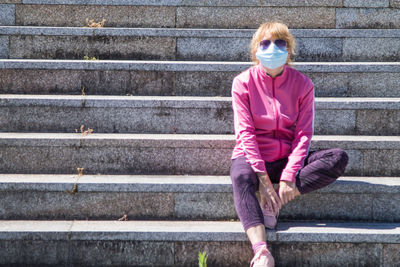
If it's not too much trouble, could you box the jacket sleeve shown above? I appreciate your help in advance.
[231,77,266,173]
[280,82,315,183]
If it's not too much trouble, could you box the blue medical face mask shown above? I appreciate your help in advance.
[256,39,288,69]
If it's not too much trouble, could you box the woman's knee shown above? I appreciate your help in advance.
[332,148,349,177]
[231,167,257,187]
[230,157,258,187]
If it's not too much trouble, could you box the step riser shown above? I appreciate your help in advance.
[1,68,400,97]
[2,4,400,29]
[0,240,397,266]
[1,104,399,136]
[1,190,399,222]
[0,138,399,176]
[2,35,400,62]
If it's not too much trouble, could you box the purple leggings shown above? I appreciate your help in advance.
[230,148,349,231]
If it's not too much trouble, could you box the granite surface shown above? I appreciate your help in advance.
[0,133,399,176]
[15,4,176,27]
[0,36,8,58]
[337,8,400,28]
[344,0,389,7]
[176,7,336,29]
[0,4,14,26]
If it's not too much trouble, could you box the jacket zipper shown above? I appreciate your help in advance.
[272,78,282,158]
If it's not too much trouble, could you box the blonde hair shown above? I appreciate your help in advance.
[250,21,296,66]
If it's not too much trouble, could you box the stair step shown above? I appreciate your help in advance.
[1,60,399,97]
[1,174,399,222]
[2,26,400,61]
[1,95,399,136]
[0,220,399,266]
[2,2,400,29]
[0,133,399,177]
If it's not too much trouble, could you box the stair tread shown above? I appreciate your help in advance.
[2,26,400,38]
[0,220,399,243]
[1,94,399,109]
[1,174,399,193]
[1,59,400,72]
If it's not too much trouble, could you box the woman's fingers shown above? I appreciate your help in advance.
[269,195,278,214]
[271,189,282,209]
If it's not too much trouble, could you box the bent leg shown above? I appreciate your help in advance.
[296,148,349,194]
[230,156,264,231]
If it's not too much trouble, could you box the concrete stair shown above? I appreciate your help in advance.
[1,0,399,266]
[1,133,399,177]
[1,60,400,97]
[2,27,400,61]
[1,0,400,28]
[0,220,399,266]
[1,174,400,222]
[1,95,399,135]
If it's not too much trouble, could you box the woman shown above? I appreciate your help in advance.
[230,22,349,267]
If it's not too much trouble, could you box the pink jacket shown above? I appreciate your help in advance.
[231,64,315,183]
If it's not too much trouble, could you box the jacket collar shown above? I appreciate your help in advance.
[257,64,289,86]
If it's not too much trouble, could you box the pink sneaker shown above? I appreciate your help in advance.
[262,204,279,230]
[250,246,275,267]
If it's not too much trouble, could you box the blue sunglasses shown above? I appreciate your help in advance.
[260,39,287,50]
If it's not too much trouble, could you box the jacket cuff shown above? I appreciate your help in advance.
[280,169,297,183]
[248,159,266,174]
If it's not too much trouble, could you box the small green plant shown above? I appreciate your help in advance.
[198,251,208,267]
[83,55,98,60]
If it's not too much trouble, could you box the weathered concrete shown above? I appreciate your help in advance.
[176,7,336,29]
[383,244,400,267]
[1,60,400,96]
[9,0,344,6]
[0,95,398,135]
[344,0,390,7]
[0,240,176,266]
[0,35,8,58]
[180,0,343,7]
[392,0,400,8]
[1,60,400,72]
[1,174,399,221]
[364,150,400,177]
[9,35,177,60]
[0,4,14,26]
[308,72,400,97]
[15,4,176,27]
[2,27,400,38]
[295,37,343,61]
[0,1,20,4]
[356,110,400,136]
[2,27,400,61]
[0,133,399,176]
[337,8,400,28]
[271,242,383,267]
[22,0,181,5]
[0,191,175,220]
[343,38,400,61]
[1,220,400,243]
[177,37,251,61]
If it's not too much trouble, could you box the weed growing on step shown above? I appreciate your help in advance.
[75,124,94,136]
[118,206,134,221]
[81,85,85,96]
[66,167,84,194]
[198,251,208,267]
[84,18,106,28]
[83,55,98,60]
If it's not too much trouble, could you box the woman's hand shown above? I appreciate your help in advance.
[257,173,282,214]
[278,181,300,205]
